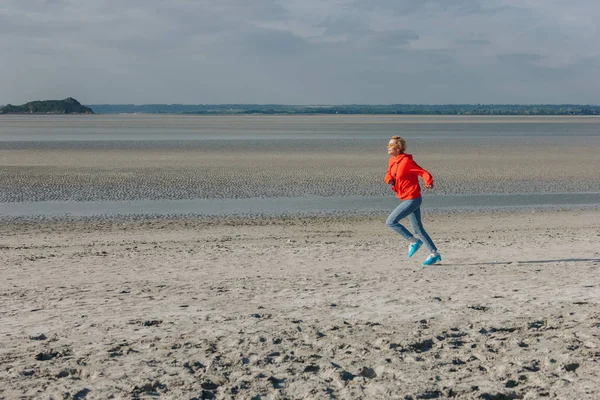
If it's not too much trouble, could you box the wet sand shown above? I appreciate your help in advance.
[2,115,600,203]
[2,139,600,203]
[1,210,599,399]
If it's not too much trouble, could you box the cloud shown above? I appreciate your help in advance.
[0,0,599,104]
[351,0,522,17]
[497,53,546,65]
[373,30,420,48]
[237,27,309,56]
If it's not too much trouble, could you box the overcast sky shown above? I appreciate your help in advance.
[1,0,599,105]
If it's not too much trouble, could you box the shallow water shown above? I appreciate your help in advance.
[2,193,600,220]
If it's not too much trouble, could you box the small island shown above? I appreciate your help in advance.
[0,97,94,114]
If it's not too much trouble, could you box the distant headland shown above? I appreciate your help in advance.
[0,97,93,114]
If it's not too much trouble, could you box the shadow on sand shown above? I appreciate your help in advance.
[445,258,600,266]
[517,258,600,264]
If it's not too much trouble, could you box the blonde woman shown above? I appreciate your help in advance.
[384,136,441,266]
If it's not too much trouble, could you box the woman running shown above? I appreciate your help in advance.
[384,135,441,266]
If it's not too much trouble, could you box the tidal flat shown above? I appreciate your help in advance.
[1,115,599,218]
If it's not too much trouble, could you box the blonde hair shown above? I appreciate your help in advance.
[390,136,407,153]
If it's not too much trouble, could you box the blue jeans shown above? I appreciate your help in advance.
[386,197,437,253]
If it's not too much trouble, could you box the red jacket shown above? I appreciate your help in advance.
[384,154,433,200]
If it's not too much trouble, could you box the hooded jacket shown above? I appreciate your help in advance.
[384,153,434,200]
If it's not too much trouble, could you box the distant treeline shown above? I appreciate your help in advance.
[86,104,600,115]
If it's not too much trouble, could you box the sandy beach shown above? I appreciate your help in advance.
[1,210,599,399]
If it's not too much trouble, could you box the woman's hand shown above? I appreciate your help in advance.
[425,182,434,189]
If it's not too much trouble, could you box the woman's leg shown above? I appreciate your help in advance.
[408,206,438,253]
[386,198,422,240]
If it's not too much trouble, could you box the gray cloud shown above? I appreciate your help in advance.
[497,53,546,64]
[351,0,523,16]
[374,30,420,47]
[1,0,599,104]
[237,28,309,56]
[320,16,370,39]
[457,38,492,46]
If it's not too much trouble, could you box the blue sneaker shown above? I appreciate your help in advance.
[422,253,442,266]
[408,239,423,258]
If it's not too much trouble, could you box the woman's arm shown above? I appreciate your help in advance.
[384,170,394,184]
[384,159,395,184]
[408,160,434,188]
